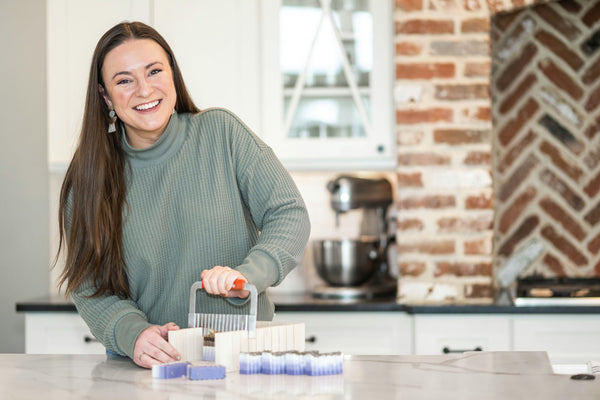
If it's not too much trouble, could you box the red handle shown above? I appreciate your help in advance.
[201,278,246,290]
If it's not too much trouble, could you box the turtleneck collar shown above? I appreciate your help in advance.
[121,111,187,168]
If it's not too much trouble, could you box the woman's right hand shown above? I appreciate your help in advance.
[133,322,181,368]
[201,265,249,299]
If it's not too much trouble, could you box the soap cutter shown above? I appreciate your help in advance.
[188,279,257,338]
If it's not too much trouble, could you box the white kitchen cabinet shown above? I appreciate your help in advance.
[413,315,512,355]
[24,312,105,354]
[273,311,413,355]
[25,310,412,356]
[23,307,600,364]
[512,315,600,364]
[259,0,395,170]
[152,0,261,132]
[414,313,600,364]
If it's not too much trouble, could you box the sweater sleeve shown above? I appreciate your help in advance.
[71,279,152,359]
[227,113,311,293]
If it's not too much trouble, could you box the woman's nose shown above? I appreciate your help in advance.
[136,77,153,97]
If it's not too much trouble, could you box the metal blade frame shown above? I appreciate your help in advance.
[188,280,257,338]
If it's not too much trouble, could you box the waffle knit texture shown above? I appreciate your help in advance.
[70,108,311,359]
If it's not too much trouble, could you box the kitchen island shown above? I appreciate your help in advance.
[2,351,599,399]
[16,295,600,364]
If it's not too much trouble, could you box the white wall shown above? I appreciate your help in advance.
[0,0,50,353]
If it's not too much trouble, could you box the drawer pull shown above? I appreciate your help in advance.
[305,335,317,343]
[442,346,482,354]
[84,335,99,343]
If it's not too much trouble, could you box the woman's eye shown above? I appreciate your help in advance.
[150,69,162,75]
[116,79,131,85]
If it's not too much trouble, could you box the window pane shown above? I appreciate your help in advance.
[280,1,373,140]
[285,97,370,139]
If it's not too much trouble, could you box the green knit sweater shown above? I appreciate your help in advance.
[71,108,311,359]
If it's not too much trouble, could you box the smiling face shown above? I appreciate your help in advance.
[100,38,177,148]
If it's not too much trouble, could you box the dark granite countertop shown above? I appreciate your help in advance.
[15,294,600,314]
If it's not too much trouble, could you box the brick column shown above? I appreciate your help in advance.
[393,0,546,303]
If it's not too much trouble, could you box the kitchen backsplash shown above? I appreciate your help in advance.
[492,2,600,280]
[394,0,600,304]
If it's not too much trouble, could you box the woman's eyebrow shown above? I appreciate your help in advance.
[145,61,162,69]
[111,61,163,80]
[112,70,131,80]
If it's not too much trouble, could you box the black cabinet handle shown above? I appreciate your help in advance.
[305,335,317,343]
[442,346,482,354]
[84,335,99,343]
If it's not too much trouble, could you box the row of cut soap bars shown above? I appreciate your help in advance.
[239,351,343,376]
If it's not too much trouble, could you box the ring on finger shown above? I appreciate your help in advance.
[139,352,145,361]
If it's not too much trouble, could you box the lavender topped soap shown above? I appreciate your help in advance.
[187,362,226,380]
[152,361,190,379]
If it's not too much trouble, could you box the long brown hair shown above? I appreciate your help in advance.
[56,21,200,298]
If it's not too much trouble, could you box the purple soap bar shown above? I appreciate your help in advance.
[187,363,226,380]
[152,361,190,379]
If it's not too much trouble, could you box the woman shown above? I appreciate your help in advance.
[55,21,310,368]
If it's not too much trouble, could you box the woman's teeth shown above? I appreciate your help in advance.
[135,100,159,111]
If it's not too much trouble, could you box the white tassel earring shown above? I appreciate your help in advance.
[108,109,117,133]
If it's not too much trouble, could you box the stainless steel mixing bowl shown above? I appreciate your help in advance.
[312,237,381,287]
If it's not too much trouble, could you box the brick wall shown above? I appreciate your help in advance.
[492,2,600,278]
[393,0,600,303]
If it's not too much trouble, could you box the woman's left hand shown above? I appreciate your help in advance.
[201,266,249,299]
[133,322,180,368]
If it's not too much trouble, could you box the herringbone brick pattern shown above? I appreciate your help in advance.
[492,0,600,276]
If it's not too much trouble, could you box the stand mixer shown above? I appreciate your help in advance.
[312,175,397,300]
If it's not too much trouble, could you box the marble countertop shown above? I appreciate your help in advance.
[16,293,600,314]
[2,352,599,399]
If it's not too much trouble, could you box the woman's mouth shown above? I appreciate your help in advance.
[134,100,161,111]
